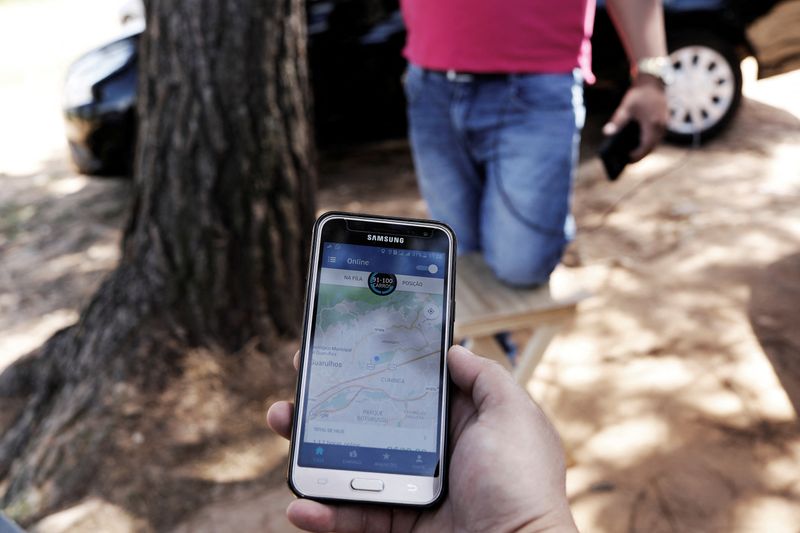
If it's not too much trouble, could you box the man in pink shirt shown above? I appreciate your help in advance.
[269,2,670,532]
[402,0,669,287]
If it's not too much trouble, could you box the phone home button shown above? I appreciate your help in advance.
[350,478,384,492]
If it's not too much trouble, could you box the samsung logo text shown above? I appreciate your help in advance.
[367,234,404,243]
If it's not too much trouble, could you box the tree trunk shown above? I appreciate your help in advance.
[0,0,315,525]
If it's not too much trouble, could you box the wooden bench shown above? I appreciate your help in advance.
[454,253,588,386]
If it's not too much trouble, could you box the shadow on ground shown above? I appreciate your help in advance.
[749,251,800,416]
[1,85,799,530]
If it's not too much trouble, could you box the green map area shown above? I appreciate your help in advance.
[316,284,421,332]
[304,275,443,451]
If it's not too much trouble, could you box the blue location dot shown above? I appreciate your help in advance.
[373,355,380,362]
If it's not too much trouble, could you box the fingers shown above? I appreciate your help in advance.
[447,345,519,411]
[606,84,668,161]
[266,401,294,439]
[265,350,300,440]
[446,344,484,392]
[287,500,336,532]
[287,499,393,533]
[602,105,630,136]
[630,120,664,162]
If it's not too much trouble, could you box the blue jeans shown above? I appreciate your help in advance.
[404,64,585,286]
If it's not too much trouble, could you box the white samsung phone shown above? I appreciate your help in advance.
[288,212,456,507]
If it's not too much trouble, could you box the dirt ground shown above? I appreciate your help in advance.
[2,1,800,531]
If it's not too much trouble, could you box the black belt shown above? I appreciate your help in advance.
[421,68,510,82]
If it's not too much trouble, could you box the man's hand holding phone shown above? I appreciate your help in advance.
[602,76,668,164]
[267,345,579,533]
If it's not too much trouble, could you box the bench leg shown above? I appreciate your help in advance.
[464,324,561,385]
[512,323,561,385]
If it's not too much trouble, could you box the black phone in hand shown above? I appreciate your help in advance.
[598,120,641,181]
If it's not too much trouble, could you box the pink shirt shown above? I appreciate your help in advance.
[401,0,596,83]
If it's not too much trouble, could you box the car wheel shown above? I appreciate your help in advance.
[68,140,103,176]
[665,31,743,144]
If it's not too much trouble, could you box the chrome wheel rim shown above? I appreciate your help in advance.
[667,45,736,136]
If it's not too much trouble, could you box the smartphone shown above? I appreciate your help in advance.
[598,120,641,181]
[288,212,457,507]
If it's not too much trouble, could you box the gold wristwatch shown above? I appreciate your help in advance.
[634,56,674,87]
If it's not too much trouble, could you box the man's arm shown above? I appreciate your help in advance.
[603,0,669,161]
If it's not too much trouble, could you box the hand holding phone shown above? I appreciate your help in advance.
[269,345,578,532]
[288,212,456,507]
[598,120,641,181]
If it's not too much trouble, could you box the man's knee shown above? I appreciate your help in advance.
[485,250,561,288]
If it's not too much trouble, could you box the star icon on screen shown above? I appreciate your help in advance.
[382,453,390,460]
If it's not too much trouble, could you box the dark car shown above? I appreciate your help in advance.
[63,27,140,175]
[63,0,797,175]
[594,0,795,143]
[63,1,407,175]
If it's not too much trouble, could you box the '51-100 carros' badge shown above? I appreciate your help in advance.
[368,272,397,296]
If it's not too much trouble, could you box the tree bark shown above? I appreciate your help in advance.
[0,0,315,524]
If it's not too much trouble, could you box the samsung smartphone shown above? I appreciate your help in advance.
[599,120,641,181]
[288,212,456,507]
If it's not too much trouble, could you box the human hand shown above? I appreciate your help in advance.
[603,75,668,162]
[267,345,578,533]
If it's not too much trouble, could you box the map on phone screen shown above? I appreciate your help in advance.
[299,242,447,474]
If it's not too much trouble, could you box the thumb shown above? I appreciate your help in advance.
[447,345,520,411]
[603,105,630,136]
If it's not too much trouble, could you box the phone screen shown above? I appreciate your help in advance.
[297,233,450,477]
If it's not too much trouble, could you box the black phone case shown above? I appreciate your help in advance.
[598,120,641,181]
[287,211,456,509]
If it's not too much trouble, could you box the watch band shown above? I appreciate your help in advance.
[634,56,674,86]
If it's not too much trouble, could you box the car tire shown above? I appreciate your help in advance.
[665,30,743,144]
[68,138,134,177]
[68,140,103,176]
